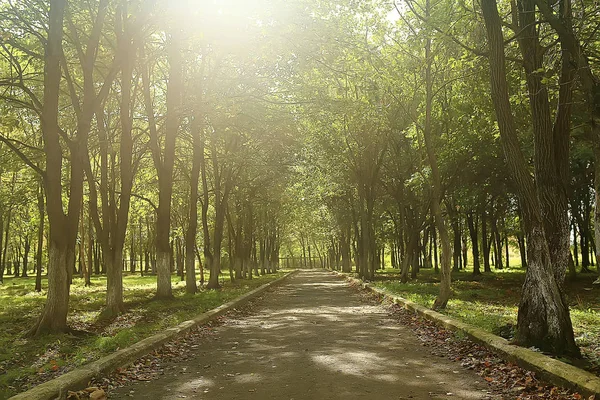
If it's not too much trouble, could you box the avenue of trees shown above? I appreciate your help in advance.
[0,0,598,358]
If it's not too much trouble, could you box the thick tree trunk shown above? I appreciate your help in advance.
[31,240,70,335]
[481,0,578,356]
[103,247,125,317]
[517,0,572,286]
[150,29,183,298]
[533,0,600,275]
[31,0,73,336]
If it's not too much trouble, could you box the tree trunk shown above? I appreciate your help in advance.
[467,212,481,275]
[422,0,452,308]
[2,205,12,280]
[0,213,4,284]
[400,232,417,283]
[184,109,203,293]
[532,0,600,279]
[341,227,351,272]
[207,134,230,289]
[451,209,460,272]
[149,29,183,299]
[432,220,438,273]
[103,247,125,317]
[35,183,45,292]
[481,0,578,356]
[32,240,71,335]
[505,235,510,269]
[86,213,92,286]
[482,209,491,272]
[22,236,30,277]
[517,0,572,286]
[491,215,503,269]
[30,0,73,336]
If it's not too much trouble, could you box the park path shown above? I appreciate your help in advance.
[110,270,494,399]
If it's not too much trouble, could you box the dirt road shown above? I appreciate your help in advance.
[110,270,494,399]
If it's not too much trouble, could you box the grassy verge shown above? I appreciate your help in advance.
[0,271,286,399]
[361,267,600,373]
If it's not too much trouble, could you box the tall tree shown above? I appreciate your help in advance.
[481,0,578,356]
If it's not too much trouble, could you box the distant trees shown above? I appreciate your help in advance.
[282,0,598,357]
[0,0,597,358]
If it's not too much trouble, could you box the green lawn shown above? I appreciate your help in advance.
[367,266,600,373]
[0,270,286,399]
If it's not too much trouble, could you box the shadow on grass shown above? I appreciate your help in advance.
[368,267,600,374]
[0,271,286,398]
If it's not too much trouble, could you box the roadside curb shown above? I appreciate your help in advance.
[10,270,298,400]
[334,271,600,397]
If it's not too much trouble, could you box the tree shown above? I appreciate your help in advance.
[481,0,578,356]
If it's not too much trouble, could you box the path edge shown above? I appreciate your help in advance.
[334,271,600,397]
[10,270,298,400]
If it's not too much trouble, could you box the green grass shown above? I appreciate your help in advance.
[0,270,286,399]
[367,266,600,373]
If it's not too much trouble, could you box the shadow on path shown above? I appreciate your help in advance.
[110,270,493,399]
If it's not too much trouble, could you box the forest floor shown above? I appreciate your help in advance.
[371,267,600,375]
[102,270,582,400]
[0,271,286,399]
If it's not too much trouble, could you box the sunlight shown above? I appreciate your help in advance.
[311,350,401,378]
[163,0,288,47]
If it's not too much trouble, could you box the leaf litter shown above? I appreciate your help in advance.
[370,288,592,400]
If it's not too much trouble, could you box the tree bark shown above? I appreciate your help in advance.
[35,183,44,292]
[185,115,202,294]
[516,0,572,285]
[207,131,232,289]
[144,28,183,299]
[421,0,452,308]
[491,214,503,269]
[1,204,11,282]
[30,0,70,336]
[595,146,600,280]
[481,0,578,356]
[481,209,491,272]
[467,212,481,275]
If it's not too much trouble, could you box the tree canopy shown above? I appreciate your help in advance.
[0,0,598,357]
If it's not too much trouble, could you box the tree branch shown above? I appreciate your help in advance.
[0,133,45,176]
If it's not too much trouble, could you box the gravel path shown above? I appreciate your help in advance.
[110,270,494,399]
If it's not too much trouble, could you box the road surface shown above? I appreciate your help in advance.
[110,270,493,399]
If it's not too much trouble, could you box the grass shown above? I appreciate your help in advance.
[0,270,286,399]
[365,265,600,374]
